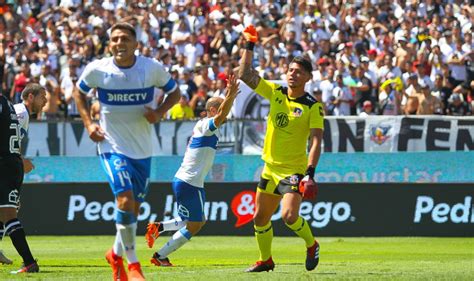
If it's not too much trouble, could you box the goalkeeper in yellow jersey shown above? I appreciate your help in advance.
[239,25,324,272]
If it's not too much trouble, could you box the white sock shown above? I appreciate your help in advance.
[113,228,123,257]
[117,223,138,264]
[157,227,192,258]
[161,217,187,232]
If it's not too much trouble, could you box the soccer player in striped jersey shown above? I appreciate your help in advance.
[0,83,46,273]
[239,25,324,272]
[74,22,181,281]
[145,75,240,267]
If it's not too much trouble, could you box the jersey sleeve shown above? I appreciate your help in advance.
[152,60,177,94]
[310,102,324,130]
[254,78,276,100]
[76,61,99,94]
[196,117,218,136]
[13,104,29,138]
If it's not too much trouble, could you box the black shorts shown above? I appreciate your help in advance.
[257,164,304,196]
[0,155,23,208]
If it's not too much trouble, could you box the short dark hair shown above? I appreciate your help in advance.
[291,56,313,73]
[111,22,137,39]
[21,83,44,100]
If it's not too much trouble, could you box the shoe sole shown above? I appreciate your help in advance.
[150,259,173,267]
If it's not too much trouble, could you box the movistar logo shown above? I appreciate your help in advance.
[107,93,147,102]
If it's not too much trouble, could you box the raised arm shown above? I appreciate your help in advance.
[214,74,240,127]
[238,25,261,90]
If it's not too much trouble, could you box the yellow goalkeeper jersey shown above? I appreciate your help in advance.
[254,78,324,170]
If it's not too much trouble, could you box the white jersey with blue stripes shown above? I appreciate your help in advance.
[175,117,219,188]
[77,56,177,159]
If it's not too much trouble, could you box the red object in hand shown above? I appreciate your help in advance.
[242,25,258,43]
[299,176,318,200]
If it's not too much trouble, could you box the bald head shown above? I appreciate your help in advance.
[205,97,224,112]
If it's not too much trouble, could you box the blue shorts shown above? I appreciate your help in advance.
[172,178,206,222]
[100,153,151,202]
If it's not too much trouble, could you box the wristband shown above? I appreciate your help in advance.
[244,41,255,50]
[305,166,315,179]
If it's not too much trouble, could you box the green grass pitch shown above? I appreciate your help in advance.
[0,236,472,280]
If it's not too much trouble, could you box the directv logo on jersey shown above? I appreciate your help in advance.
[98,87,154,105]
[107,93,147,102]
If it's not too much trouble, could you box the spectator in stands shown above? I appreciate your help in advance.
[379,81,401,115]
[169,93,195,120]
[0,0,470,119]
[432,74,451,114]
[359,100,374,117]
[446,93,472,116]
[352,66,373,114]
[416,82,443,115]
[184,33,204,70]
[10,63,30,104]
[332,74,352,116]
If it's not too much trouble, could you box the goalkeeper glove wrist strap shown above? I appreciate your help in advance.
[305,166,315,179]
[244,41,255,50]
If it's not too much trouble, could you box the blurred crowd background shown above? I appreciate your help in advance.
[0,0,472,121]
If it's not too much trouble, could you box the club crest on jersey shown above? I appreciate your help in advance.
[292,107,303,117]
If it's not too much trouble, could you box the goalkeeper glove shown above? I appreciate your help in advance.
[242,25,258,43]
[299,166,318,200]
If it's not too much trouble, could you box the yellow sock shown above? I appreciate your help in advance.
[254,222,273,261]
[286,217,314,247]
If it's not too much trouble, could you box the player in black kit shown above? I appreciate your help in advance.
[0,84,45,273]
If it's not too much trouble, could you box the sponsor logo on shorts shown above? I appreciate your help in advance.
[178,204,190,219]
[8,189,19,205]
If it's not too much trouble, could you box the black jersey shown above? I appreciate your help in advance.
[0,94,21,157]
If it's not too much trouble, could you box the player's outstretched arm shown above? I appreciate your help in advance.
[238,25,261,90]
[73,86,105,142]
[214,74,240,127]
[144,86,181,123]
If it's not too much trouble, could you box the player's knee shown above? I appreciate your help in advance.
[253,213,269,227]
[115,209,137,225]
[116,194,134,211]
[281,210,298,225]
[0,207,17,222]
[186,221,205,235]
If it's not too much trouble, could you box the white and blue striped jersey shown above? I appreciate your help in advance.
[76,56,177,159]
[175,117,219,188]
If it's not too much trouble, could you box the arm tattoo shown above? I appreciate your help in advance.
[238,62,261,89]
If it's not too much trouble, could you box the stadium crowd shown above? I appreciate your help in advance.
[0,0,472,120]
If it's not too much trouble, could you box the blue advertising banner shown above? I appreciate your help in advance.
[24,152,473,183]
